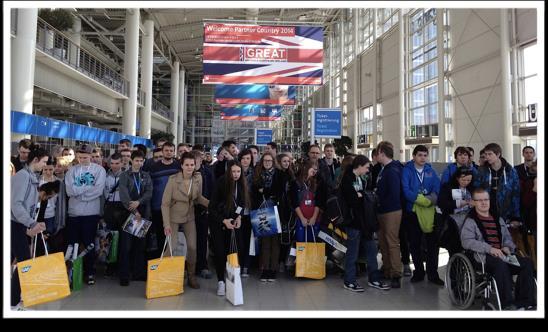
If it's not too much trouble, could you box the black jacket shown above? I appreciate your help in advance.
[209,175,247,227]
[340,170,366,231]
[251,168,284,209]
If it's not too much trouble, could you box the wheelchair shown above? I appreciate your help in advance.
[445,250,502,310]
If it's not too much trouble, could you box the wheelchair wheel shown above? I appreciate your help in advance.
[447,253,476,309]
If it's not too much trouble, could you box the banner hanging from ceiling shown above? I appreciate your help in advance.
[220,104,291,121]
[214,84,296,105]
[202,23,323,85]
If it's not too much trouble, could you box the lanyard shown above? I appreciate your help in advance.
[416,169,424,185]
[187,178,193,196]
[377,166,384,186]
[132,173,141,196]
[233,186,238,206]
[110,175,119,202]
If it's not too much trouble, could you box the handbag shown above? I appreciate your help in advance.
[17,232,71,307]
[250,198,282,237]
[146,235,186,299]
[227,229,239,267]
[295,227,326,280]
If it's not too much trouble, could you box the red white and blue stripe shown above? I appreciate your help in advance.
[203,24,324,85]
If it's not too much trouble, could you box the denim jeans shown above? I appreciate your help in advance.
[359,236,383,282]
[67,215,100,276]
[344,227,361,284]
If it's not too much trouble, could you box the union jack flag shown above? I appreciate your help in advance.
[203,23,324,85]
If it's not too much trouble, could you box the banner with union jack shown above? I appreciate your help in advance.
[220,104,293,121]
[214,84,296,105]
[203,23,323,85]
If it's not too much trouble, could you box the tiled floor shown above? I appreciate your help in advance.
[31,251,462,311]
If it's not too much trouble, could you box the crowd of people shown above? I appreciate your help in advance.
[10,137,538,310]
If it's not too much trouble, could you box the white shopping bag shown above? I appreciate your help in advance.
[225,262,244,306]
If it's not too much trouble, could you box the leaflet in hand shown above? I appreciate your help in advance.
[122,214,152,238]
[501,254,520,267]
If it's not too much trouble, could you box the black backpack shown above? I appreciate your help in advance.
[362,190,379,233]
[325,189,352,227]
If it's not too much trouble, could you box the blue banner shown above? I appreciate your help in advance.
[313,108,342,138]
[220,104,286,121]
[11,111,152,147]
[215,84,296,105]
[255,129,273,146]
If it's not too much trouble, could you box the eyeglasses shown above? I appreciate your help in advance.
[472,199,490,202]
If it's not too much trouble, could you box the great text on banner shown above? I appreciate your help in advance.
[203,23,323,85]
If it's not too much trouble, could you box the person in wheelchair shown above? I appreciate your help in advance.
[460,188,536,310]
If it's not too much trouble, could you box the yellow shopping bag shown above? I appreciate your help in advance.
[146,235,185,299]
[227,229,239,268]
[17,233,71,307]
[295,227,326,280]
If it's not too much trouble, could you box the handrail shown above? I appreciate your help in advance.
[35,17,129,96]
[152,97,173,121]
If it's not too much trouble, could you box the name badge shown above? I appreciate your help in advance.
[305,200,312,206]
[235,206,243,215]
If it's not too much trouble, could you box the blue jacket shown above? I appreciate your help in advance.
[474,158,521,222]
[402,161,441,212]
[440,163,478,185]
[376,160,404,214]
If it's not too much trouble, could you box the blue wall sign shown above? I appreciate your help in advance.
[313,108,342,138]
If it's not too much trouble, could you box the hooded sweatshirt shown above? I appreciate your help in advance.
[65,162,106,217]
[402,160,441,212]
[11,166,40,227]
[376,160,404,214]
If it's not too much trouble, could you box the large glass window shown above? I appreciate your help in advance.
[333,22,342,73]
[519,42,540,127]
[358,9,374,53]
[343,9,355,66]
[358,106,374,144]
[377,8,399,37]
[408,8,439,137]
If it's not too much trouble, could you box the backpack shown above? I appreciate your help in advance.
[325,189,352,228]
[362,190,379,233]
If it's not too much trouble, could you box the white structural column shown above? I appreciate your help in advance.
[177,68,185,143]
[123,9,139,136]
[499,9,514,162]
[69,17,81,67]
[11,8,38,141]
[436,9,447,162]
[398,10,406,161]
[170,61,180,143]
[140,19,154,139]
[372,9,378,148]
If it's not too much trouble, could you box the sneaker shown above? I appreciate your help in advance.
[87,275,95,285]
[428,277,445,286]
[267,270,277,282]
[217,281,226,296]
[199,269,212,279]
[11,302,27,311]
[390,277,401,289]
[120,279,130,286]
[241,267,249,278]
[344,282,365,292]
[260,270,268,282]
[411,273,425,283]
[403,264,412,277]
[368,280,391,290]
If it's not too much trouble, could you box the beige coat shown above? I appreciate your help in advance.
[161,172,209,228]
